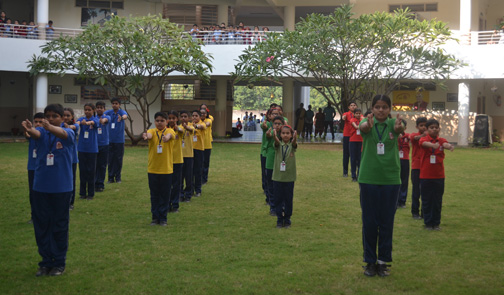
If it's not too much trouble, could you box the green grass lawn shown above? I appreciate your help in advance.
[0,143,503,294]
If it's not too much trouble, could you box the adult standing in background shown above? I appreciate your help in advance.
[323,103,336,140]
[105,98,128,184]
[295,103,305,137]
[304,105,314,139]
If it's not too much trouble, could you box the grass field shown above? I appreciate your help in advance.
[0,142,503,295]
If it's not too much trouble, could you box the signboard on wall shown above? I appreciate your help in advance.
[392,90,430,111]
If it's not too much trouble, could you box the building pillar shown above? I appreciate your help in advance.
[301,86,310,107]
[217,5,228,26]
[460,0,471,44]
[37,0,49,40]
[284,6,295,31]
[36,74,48,113]
[215,77,228,137]
[458,82,469,146]
[282,79,294,124]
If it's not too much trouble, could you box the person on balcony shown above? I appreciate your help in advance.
[46,20,54,40]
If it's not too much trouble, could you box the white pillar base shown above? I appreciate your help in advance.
[36,74,48,113]
[458,82,469,146]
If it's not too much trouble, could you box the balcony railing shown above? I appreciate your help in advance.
[0,24,84,39]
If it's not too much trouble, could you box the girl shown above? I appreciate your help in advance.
[167,110,183,213]
[191,110,206,197]
[358,95,404,277]
[272,124,297,228]
[199,107,212,185]
[260,108,272,203]
[63,107,79,209]
[265,113,283,216]
[349,108,363,182]
[179,110,195,202]
[76,103,99,200]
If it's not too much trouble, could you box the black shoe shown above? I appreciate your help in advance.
[87,197,94,201]
[433,225,441,231]
[269,209,276,216]
[96,187,104,192]
[276,222,283,228]
[35,267,50,277]
[49,266,65,276]
[376,264,391,277]
[107,180,114,184]
[195,193,201,197]
[284,220,291,228]
[424,224,434,230]
[398,203,406,209]
[343,173,348,177]
[28,219,33,224]
[412,214,422,220]
[352,178,357,182]
[160,221,167,226]
[171,209,179,213]
[79,195,87,200]
[116,180,122,183]
[150,219,159,226]
[363,263,377,277]
[69,205,74,211]
[184,198,191,202]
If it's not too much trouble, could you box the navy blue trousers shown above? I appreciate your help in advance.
[70,163,77,205]
[420,179,445,227]
[398,159,410,205]
[202,149,211,184]
[193,150,204,194]
[411,169,421,215]
[108,142,124,182]
[343,136,350,174]
[349,141,362,179]
[32,191,71,268]
[148,173,172,222]
[95,145,109,189]
[182,157,194,199]
[360,183,400,264]
[28,169,34,218]
[266,168,275,210]
[170,163,183,210]
[260,155,267,198]
[274,181,294,223]
[78,152,97,197]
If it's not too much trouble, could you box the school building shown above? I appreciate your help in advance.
[0,0,503,145]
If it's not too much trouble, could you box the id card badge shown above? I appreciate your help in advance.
[182,140,185,148]
[111,123,116,129]
[84,131,89,139]
[430,155,436,164]
[193,135,197,142]
[157,145,163,154]
[46,153,54,166]
[280,161,286,172]
[399,151,404,158]
[377,143,385,155]
[356,129,360,135]
[98,128,102,134]
[32,149,37,158]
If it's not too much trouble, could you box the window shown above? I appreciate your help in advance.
[76,0,124,9]
[389,3,437,13]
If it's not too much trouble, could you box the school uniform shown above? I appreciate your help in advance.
[77,116,99,198]
[264,122,276,213]
[202,117,213,184]
[146,127,176,222]
[398,133,411,206]
[260,123,269,201]
[95,114,110,191]
[70,124,79,206]
[272,141,297,226]
[192,121,206,195]
[105,109,128,182]
[358,117,401,264]
[169,126,184,211]
[342,111,354,175]
[180,123,194,201]
[410,132,424,216]
[349,117,362,179]
[27,136,38,219]
[32,126,75,269]
[419,135,448,228]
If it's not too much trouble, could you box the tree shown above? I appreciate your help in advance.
[29,15,212,145]
[233,5,463,116]
[233,86,283,110]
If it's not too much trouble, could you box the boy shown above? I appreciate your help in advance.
[26,112,44,223]
[95,101,110,192]
[179,110,195,202]
[397,119,410,208]
[200,108,213,185]
[22,104,75,276]
[192,110,206,197]
[342,101,357,176]
[105,98,128,183]
[419,119,454,230]
[142,112,175,226]
[349,108,363,182]
[409,117,428,219]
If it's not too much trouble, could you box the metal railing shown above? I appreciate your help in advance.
[451,30,504,45]
[0,24,84,39]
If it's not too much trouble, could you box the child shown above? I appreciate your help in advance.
[358,95,404,277]
[200,108,213,185]
[192,110,206,197]
[409,117,428,219]
[77,103,99,200]
[104,98,128,183]
[265,112,284,216]
[94,101,110,193]
[342,101,357,177]
[22,103,75,277]
[272,125,297,228]
[26,112,44,223]
[63,108,79,209]
[179,110,195,202]
[419,119,454,230]
[168,110,183,213]
[349,108,363,182]
[397,119,410,208]
[142,112,175,226]
[260,108,272,202]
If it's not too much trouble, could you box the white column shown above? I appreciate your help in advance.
[301,86,310,107]
[459,0,471,31]
[458,82,469,146]
[217,5,228,26]
[36,74,48,113]
[37,0,49,40]
[215,77,228,136]
[284,6,295,31]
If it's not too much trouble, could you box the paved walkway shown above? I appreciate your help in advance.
[214,130,343,144]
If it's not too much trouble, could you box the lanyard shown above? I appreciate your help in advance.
[431,138,438,154]
[156,128,166,145]
[47,132,57,154]
[281,144,289,162]
[375,121,388,143]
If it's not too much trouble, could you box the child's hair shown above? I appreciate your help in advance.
[348,101,357,106]
[84,103,96,110]
[270,103,278,109]
[199,104,210,115]
[167,110,179,117]
[192,110,201,116]
[34,112,44,119]
[272,115,285,124]
[275,105,283,112]
[363,110,372,116]
[281,124,294,135]
[425,118,439,128]
[371,94,392,108]
[63,107,75,123]
[354,108,362,113]
[416,117,428,126]
[110,97,120,104]
[154,111,168,120]
[402,119,407,127]
[44,104,64,117]
[96,101,106,108]
[179,110,189,116]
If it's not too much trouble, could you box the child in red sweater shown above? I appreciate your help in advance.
[409,117,427,219]
[397,119,410,208]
